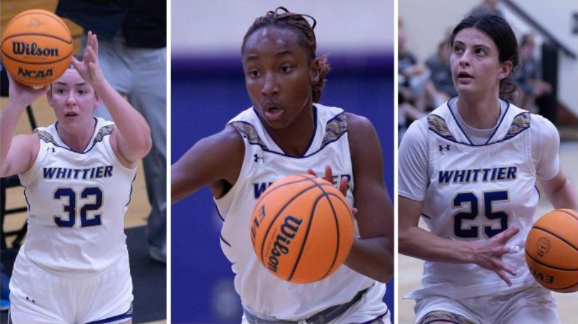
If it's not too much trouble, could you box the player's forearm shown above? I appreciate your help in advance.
[345,236,393,283]
[548,179,578,211]
[399,226,475,264]
[0,102,27,174]
[95,80,152,154]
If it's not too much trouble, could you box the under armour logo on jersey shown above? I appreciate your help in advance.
[26,296,36,303]
[47,147,55,153]
[254,154,264,163]
[439,145,450,152]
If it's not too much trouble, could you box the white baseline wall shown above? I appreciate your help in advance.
[172,0,394,58]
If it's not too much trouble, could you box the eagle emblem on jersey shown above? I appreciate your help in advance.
[35,130,57,144]
[503,112,530,140]
[93,125,114,143]
[428,114,457,142]
[231,121,270,150]
[321,112,347,149]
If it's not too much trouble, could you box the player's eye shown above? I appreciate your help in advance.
[281,65,293,73]
[453,45,464,54]
[248,69,260,78]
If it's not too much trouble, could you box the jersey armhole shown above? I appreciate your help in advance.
[214,131,252,204]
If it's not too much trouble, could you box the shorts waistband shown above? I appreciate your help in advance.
[243,286,370,324]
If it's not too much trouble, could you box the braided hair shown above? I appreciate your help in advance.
[242,7,330,103]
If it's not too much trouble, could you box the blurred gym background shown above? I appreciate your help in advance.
[398,1,577,323]
[171,0,395,322]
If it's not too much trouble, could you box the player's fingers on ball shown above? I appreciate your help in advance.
[307,168,317,177]
[338,176,348,196]
[351,206,358,216]
[324,165,333,184]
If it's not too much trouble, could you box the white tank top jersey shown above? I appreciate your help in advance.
[18,117,136,273]
[400,97,561,299]
[215,104,380,320]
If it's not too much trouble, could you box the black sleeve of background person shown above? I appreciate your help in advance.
[56,0,131,41]
[122,0,167,48]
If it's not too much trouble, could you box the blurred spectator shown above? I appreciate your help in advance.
[470,0,504,17]
[426,40,457,99]
[398,24,427,140]
[515,34,551,111]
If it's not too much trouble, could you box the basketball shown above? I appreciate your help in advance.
[525,209,578,293]
[250,174,354,284]
[1,9,73,87]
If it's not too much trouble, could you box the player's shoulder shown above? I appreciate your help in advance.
[529,113,559,142]
[402,116,429,145]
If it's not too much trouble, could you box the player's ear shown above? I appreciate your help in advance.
[497,60,513,80]
[93,91,102,108]
[310,58,320,84]
[46,86,54,106]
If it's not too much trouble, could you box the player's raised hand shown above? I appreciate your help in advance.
[469,226,520,286]
[72,31,105,89]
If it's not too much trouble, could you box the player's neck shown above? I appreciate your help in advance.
[456,92,501,130]
[57,118,96,153]
[265,107,316,157]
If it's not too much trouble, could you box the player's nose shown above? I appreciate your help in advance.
[261,72,279,97]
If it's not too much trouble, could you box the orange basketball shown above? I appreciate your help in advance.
[250,174,354,284]
[525,209,578,293]
[1,9,73,87]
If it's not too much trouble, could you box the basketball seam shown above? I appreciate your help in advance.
[259,182,320,268]
[286,176,331,281]
[287,190,322,282]
[525,250,578,271]
[533,226,578,252]
[554,281,578,292]
[2,33,73,45]
[1,49,73,66]
[560,209,578,222]
[319,192,351,281]
[7,11,72,38]
[254,176,314,207]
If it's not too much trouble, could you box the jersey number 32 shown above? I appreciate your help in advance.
[53,187,103,227]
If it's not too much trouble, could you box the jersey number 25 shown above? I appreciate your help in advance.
[453,190,509,238]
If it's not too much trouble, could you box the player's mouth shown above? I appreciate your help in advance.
[64,112,79,118]
[456,71,474,84]
[457,71,474,79]
[262,102,285,121]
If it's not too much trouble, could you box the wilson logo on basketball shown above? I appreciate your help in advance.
[268,215,303,272]
[18,67,53,79]
[12,42,59,57]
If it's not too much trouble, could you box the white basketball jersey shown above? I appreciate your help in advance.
[408,100,539,299]
[215,104,379,320]
[18,117,136,272]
